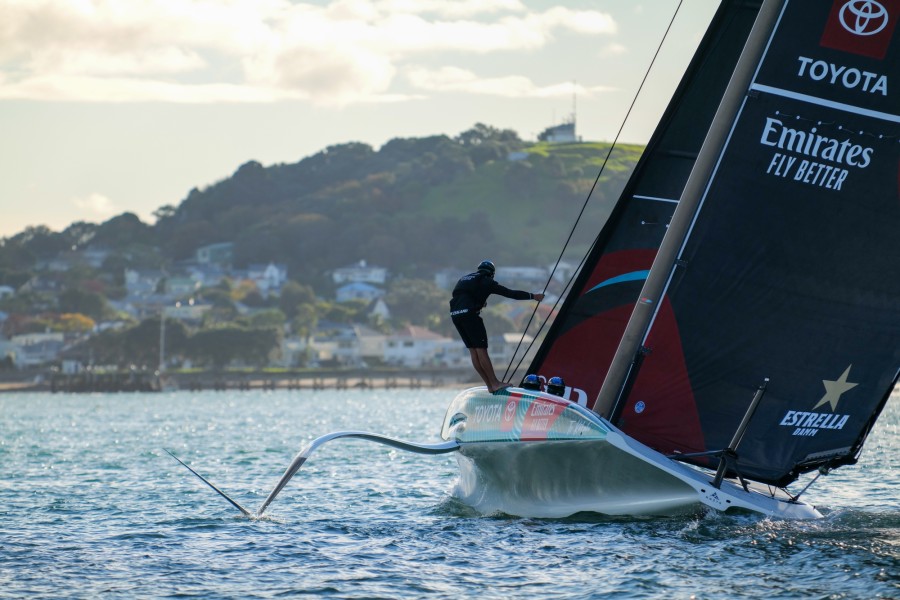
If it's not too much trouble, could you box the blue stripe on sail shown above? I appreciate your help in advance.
[587,270,650,293]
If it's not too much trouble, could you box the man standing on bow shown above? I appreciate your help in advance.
[449,260,544,393]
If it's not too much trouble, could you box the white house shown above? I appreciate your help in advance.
[489,333,535,368]
[278,336,309,368]
[245,263,288,297]
[331,260,388,285]
[433,268,463,290]
[165,276,201,297]
[368,298,391,321]
[383,325,452,368]
[10,332,65,367]
[310,325,364,366]
[537,119,579,143]
[354,325,386,361]
[0,285,14,300]
[495,266,548,289]
[164,301,212,323]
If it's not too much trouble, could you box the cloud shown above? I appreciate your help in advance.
[72,193,118,217]
[0,0,617,105]
[600,43,628,57]
[373,0,527,19]
[407,66,612,98]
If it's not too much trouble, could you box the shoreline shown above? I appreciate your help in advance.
[0,368,481,393]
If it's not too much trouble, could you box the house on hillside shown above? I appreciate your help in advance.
[433,268,463,291]
[309,324,365,367]
[0,285,14,300]
[368,298,391,322]
[383,325,453,368]
[80,247,111,268]
[246,263,288,297]
[434,332,534,371]
[495,266,548,290]
[336,282,384,303]
[10,332,65,368]
[331,260,388,285]
[489,333,534,368]
[165,276,201,297]
[278,336,309,368]
[164,301,212,323]
[354,325,386,363]
[537,119,579,143]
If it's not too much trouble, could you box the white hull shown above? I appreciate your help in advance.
[442,387,821,519]
[454,439,700,517]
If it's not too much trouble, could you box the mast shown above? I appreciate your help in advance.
[594,0,788,418]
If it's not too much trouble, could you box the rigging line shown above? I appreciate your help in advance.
[505,233,597,383]
[502,0,686,382]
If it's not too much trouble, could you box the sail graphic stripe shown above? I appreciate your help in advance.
[750,83,900,123]
[587,271,650,293]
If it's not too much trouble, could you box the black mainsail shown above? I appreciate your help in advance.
[534,0,900,489]
[529,1,763,431]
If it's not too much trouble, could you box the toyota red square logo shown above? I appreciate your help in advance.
[820,0,900,59]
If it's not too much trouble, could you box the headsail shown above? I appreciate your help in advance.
[608,0,900,486]
[528,1,763,438]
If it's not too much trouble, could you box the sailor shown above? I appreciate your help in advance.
[449,260,544,393]
[521,374,542,391]
[546,376,565,396]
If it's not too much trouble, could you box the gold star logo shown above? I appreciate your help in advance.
[813,365,858,412]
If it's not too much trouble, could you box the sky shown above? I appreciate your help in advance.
[0,0,719,239]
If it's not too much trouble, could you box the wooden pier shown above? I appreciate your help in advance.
[40,369,473,393]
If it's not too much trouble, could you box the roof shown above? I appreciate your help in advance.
[391,325,449,341]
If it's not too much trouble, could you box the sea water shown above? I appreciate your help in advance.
[0,389,897,599]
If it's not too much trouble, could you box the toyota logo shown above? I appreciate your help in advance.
[839,0,890,36]
[504,400,516,422]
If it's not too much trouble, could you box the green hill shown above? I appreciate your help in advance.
[0,125,644,287]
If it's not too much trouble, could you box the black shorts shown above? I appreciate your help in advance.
[452,313,488,349]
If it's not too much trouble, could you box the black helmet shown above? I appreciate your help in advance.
[521,374,541,391]
[547,376,565,396]
[477,260,495,277]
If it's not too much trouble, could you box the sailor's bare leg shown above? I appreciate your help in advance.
[470,347,506,392]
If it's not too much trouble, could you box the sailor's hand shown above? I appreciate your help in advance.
[533,293,545,301]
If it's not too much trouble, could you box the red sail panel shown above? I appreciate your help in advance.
[536,249,656,407]
[616,298,706,457]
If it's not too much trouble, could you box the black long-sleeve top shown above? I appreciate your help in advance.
[449,272,532,315]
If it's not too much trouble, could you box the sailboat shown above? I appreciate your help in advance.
[171,0,900,519]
